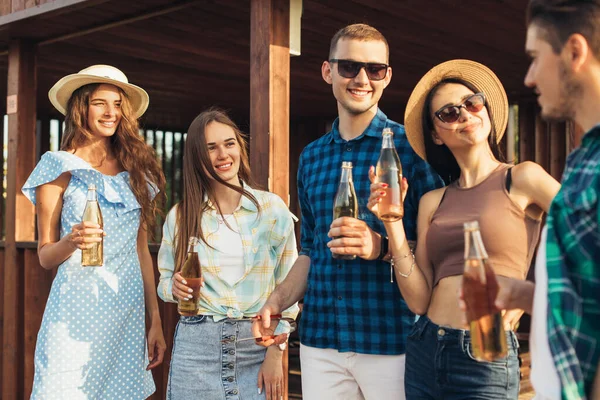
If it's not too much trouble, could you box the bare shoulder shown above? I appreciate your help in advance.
[510,161,560,213]
[511,162,559,192]
[511,161,549,185]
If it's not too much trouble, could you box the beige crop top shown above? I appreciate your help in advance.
[426,164,542,287]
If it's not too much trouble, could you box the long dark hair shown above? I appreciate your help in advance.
[173,108,260,271]
[61,83,166,235]
[422,78,505,185]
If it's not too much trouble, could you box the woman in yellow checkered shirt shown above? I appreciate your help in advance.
[157,109,299,400]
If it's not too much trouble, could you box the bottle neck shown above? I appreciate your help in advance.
[464,229,482,260]
[86,189,97,202]
[187,237,198,253]
[340,167,353,184]
[381,133,394,149]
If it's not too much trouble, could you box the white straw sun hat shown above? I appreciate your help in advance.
[48,64,149,118]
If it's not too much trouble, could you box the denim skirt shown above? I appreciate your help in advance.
[405,315,520,399]
[167,315,267,400]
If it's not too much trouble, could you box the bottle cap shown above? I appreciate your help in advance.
[342,161,353,168]
[463,220,480,231]
[382,127,393,136]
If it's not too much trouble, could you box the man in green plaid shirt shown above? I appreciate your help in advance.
[479,1,600,399]
[524,1,600,398]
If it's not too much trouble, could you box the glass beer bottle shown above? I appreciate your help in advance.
[178,236,203,316]
[81,184,103,267]
[376,128,403,221]
[332,161,358,260]
[462,221,507,362]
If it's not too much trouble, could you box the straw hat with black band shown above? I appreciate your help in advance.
[404,59,508,161]
[48,64,149,119]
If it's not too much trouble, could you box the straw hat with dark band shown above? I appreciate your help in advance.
[404,59,508,161]
[48,64,149,119]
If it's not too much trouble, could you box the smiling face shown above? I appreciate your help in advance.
[524,24,581,122]
[86,84,122,139]
[322,38,391,117]
[429,83,492,152]
[204,120,241,186]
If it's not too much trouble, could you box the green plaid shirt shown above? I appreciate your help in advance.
[546,125,600,399]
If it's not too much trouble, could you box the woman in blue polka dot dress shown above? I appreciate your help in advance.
[22,65,167,399]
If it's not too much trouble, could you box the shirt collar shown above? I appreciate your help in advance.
[326,108,389,144]
[204,181,259,213]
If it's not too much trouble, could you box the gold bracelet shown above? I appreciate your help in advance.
[392,249,415,278]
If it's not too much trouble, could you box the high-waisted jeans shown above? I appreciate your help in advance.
[405,315,520,400]
[167,315,267,400]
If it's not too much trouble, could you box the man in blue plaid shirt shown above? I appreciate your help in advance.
[255,24,442,399]
[489,1,600,399]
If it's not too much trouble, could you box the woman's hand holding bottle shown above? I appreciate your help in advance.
[367,165,408,219]
[171,271,204,301]
[66,221,104,250]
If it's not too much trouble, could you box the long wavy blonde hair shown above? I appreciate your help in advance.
[60,83,166,235]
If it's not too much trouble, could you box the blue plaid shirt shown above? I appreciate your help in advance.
[297,109,444,355]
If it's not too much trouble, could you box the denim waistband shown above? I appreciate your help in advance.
[416,315,519,350]
[179,315,254,323]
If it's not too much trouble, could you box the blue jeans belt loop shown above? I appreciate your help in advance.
[415,315,430,340]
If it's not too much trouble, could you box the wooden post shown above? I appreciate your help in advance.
[250,0,290,203]
[250,2,290,399]
[2,39,36,400]
[549,122,567,181]
[518,101,536,162]
[534,112,549,171]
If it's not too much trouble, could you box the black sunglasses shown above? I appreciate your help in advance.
[329,59,389,81]
[434,93,486,123]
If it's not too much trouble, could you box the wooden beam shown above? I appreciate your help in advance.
[250,0,290,203]
[2,39,36,400]
[0,0,109,27]
[38,0,202,46]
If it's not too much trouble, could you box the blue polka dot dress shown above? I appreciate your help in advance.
[22,151,155,400]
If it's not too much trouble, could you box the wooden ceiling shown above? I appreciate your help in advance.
[0,0,534,131]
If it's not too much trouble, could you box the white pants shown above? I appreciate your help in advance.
[300,344,406,400]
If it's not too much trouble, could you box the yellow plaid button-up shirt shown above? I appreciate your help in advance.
[157,186,299,321]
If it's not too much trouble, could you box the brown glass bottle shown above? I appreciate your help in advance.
[332,161,358,260]
[178,236,203,316]
[462,221,507,362]
[81,184,103,267]
[376,128,403,221]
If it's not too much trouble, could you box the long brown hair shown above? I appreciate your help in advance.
[173,108,259,271]
[60,83,166,235]
[422,78,506,185]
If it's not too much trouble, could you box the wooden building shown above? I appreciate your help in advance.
[0,0,583,399]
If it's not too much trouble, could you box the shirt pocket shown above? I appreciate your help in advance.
[250,218,281,262]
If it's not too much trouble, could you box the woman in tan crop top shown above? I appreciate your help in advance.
[368,60,560,399]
